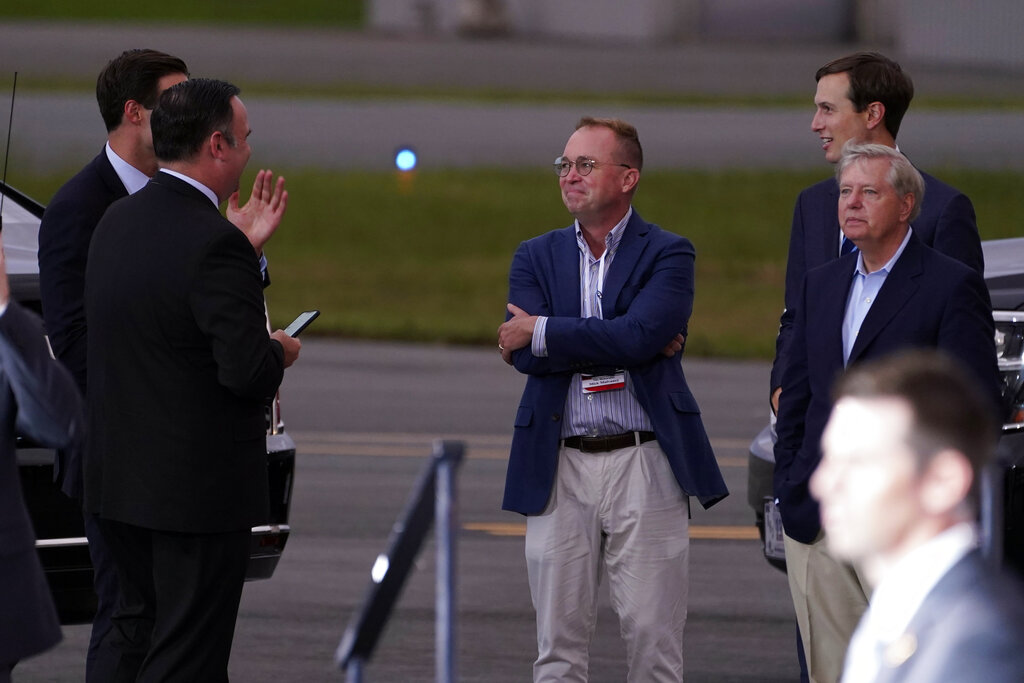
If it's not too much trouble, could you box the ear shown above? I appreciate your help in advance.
[919,449,973,516]
[123,99,146,126]
[621,168,640,194]
[864,101,886,131]
[208,130,229,161]
[899,192,915,223]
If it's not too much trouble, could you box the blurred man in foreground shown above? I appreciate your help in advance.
[812,350,1024,682]
[0,232,85,682]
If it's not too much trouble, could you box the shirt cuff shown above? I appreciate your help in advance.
[532,316,548,357]
[259,252,268,276]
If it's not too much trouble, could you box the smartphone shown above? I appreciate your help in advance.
[284,310,320,337]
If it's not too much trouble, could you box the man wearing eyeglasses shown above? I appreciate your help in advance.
[498,116,728,683]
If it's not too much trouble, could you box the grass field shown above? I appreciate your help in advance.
[14,167,1024,358]
[0,1,363,26]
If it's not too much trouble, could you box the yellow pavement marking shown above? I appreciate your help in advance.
[289,431,751,467]
[463,522,759,541]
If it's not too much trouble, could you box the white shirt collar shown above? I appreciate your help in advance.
[105,142,151,195]
[864,522,977,643]
[156,169,220,208]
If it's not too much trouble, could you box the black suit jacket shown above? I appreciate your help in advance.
[873,552,1024,683]
[771,170,983,393]
[84,172,284,533]
[0,301,85,662]
[774,235,998,543]
[38,149,128,396]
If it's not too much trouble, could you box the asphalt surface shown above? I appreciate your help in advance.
[17,340,790,682]
[2,21,1024,174]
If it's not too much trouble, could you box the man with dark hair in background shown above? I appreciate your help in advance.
[767,52,985,681]
[37,49,286,680]
[773,142,998,682]
[772,52,983,413]
[812,350,1024,682]
[85,78,300,682]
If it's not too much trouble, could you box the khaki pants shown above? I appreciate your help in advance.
[784,533,871,683]
[526,441,690,683]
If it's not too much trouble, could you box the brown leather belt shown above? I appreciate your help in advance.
[561,431,657,453]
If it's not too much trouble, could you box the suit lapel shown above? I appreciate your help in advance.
[819,180,841,260]
[95,149,130,201]
[818,259,855,369]
[552,225,582,317]
[848,236,923,364]
[600,211,650,319]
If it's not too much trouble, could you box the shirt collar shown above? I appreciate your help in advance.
[105,142,151,195]
[156,169,220,208]
[854,227,913,278]
[575,207,632,258]
[864,522,977,642]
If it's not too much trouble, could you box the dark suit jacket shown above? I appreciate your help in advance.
[774,234,998,543]
[0,301,85,662]
[38,149,128,396]
[873,552,1024,683]
[84,172,284,533]
[502,210,728,515]
[771,170,983,393]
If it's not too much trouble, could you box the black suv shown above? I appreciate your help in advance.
[3,181,296,622]
[748,237,1024,574]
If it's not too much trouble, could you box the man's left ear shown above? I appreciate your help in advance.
[622,168,640,193]
[865,101,886,131]
[899,193,915,222]
[920,449,973,516]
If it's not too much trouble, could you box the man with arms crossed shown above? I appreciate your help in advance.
[498,117,727,682]
[85,79,300,682]
[812,350,1024,683]
[773,143,999,683]
[37,49,286,680]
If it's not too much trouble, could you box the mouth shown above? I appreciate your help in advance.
[821,136,834,149]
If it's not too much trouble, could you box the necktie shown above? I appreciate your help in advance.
[840,237,858,256]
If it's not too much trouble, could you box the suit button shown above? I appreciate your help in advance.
[551,413,561,422]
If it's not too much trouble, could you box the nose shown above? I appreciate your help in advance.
[811,109,823,132]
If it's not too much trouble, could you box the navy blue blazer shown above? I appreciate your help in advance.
[38,149,128,396]
[0,301,85,662]
[501,210,728,515]
[774,234,998,543]
[873,552,1024,683]
[771,170,983,393]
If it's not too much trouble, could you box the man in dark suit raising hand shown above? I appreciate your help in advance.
[85,78,300,682]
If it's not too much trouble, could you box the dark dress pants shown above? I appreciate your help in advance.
[85,512,119,682]
[92,519,250,683]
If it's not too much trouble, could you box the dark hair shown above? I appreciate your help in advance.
[815,52,914,140]
[96,49,189,133]
[152,79,240,162]
[833,350,998,509]
[576,116,643,171]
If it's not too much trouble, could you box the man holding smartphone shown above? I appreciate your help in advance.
[85,79,300,682]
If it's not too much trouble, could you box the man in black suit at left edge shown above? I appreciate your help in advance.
[84,78,301,682]
[37,49,287,681]
[0,232,85,682]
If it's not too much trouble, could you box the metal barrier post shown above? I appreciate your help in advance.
[434,440,463,683]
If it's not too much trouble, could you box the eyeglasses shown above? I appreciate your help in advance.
[553,156,632,177]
